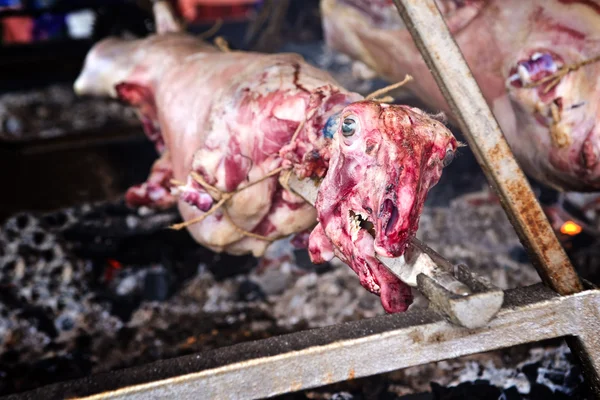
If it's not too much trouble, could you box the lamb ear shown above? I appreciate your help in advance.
[152,0,184,34]
[115,82,153,106]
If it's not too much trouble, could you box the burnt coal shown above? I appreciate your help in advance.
[431,380,503,399]
[0,84,138,141]
[330,393,354,400]
[237,280,266,302]
[0,180,550,396]
[42,211,72,230]
[0,202,593,399]
[503,387,524,400]
[509,246,529,264]
[142,266,171,302]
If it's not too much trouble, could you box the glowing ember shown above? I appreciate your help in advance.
[108,259,123,269]
[104,259,123,282]
[560,221,582,236]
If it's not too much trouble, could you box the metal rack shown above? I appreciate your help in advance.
[3,1,599,399]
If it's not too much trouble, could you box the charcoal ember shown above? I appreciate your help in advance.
[0,199,450,395]
[41,210,77,232]
[91,272,286,371]
[4,213,37,233]
[567,239,600,283]
[22,228,55,251]
[0,308,10,345]
[143,266,171,301]
[0,211,100,371]
[80,303,124,336]
[271,259,383,329]
[431,380,503,399]
[63,201,180,240]
[206,255,257,281]
[420,343,590,399]
[98,264,172,310]
[330,393,354,400]
[0,84,138,141]
[416,190,541,290]
[3,214,38,243]
[257,237,327,277]
[237,279,266,302]
[111,269,144,296]
[293,248,324,271]
[518,344,586,397]
[175,267,215,305]
[528,384,556,399]
[502,387,524,400]
[509,246,529,264]
[45,249,69,273]
[2,115,23,136]
[250,265,294,296]
[0,239,18,262]
[1,257,26,282]
[54,311,76,332]
[0,352,93,396]
[201,277,241,314]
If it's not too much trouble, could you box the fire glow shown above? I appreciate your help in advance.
[560,220,582,236]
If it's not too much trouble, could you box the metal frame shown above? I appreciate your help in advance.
[3,1,599,399]
[3,285,599,400]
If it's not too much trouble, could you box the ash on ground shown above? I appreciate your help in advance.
[0,84,138,141]
[280,342,591,399]
[0,181,547,396]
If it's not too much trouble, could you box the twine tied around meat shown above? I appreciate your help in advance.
[169,167,292,242]
[167,75,414,241]
[198,18,223,40]
[366,74,413,102]
[167,112,313,242]
[522,54,600,148]
[524,54,600,94]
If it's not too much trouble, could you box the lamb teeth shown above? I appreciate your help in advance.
[348,210,363,241]
[517,64,531,84]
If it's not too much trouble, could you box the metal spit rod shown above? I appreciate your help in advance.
[391,0,583,296]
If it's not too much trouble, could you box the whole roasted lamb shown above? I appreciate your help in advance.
[73,2,458,313]
[322,0,600,193]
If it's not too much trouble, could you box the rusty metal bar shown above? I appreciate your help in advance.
[3,285,598,400]
[391,0,583,296]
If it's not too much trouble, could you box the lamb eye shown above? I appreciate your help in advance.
[342,117,357,137]
[443,148,454,167]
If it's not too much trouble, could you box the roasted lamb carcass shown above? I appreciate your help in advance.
[74,1,458,313]
[322,0,600,193]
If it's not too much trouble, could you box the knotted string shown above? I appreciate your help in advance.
[524,54,600,94]
[168,115,311,242]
